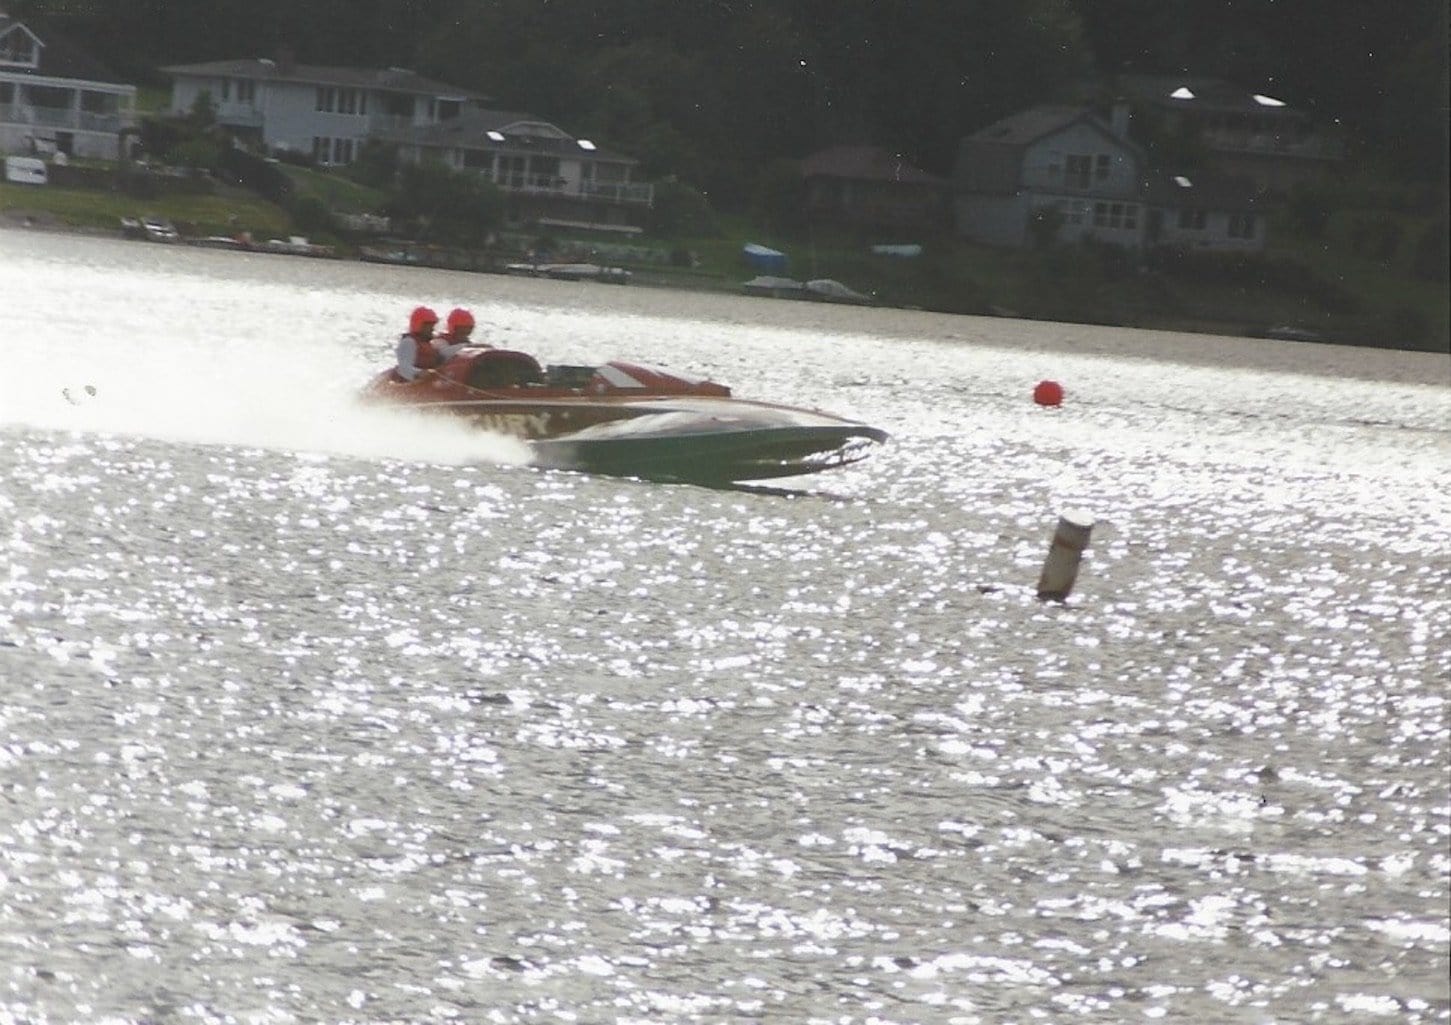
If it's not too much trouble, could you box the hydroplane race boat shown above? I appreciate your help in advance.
[361,346,888,485]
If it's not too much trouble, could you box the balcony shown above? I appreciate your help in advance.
[368,113,416,135]
[580,180,654,205]
[0,102,135,134]
[488,174,654,207]
[216,105,264,129]
[1202,129,1346,161]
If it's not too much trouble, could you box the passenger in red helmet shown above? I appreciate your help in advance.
[435,306,489,355]
[394,306,439,382]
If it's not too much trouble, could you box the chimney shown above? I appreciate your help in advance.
[276,46,296,74]
[1110,100,1131,138]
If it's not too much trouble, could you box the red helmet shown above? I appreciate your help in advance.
[446,307,475,332]
[409,306,438,334]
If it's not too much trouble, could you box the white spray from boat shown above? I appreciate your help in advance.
[0,268,532,468]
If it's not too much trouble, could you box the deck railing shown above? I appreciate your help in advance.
[485,173,654,206]
[0,102,133,133]
[1203,130,1346,160]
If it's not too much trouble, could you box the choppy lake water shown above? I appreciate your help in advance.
[2,227,1449,1024]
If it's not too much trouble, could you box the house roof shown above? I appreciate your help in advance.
[955,105,1144,194]
[0,12,127,84]
[800,145,947,187]
[965,105,1092,146]
[160,58,481,100]
[1117,74,1303,119]
[385,108,637,164]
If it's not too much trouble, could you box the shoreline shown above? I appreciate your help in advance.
[5,215,1447,377]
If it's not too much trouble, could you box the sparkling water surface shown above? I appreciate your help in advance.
[2,228,1449,1024]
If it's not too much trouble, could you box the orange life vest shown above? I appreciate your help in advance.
[401,332,441,371]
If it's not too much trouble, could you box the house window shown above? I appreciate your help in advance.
[80,90,119,114]
[220,79,231,101]
[1178,208,1207,230]
[317,87,360,113]
[1093,202,1139,230]
[334,89,364,115]
[1065,154,1091,189]
[380,92,412,118]
[1229,213,1257,239]
[1095,154,1111,180]
[499,154,526,187]
[237,80,255,104]
[26,84,70,110]
[1059,200,1086,225]
[529,156,561,187]
[311,137,355,165]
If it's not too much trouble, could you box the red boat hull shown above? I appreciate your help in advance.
[361,347,887,483]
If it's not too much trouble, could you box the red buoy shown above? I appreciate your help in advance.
[1033,380,1064,407]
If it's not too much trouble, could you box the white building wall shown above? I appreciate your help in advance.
[1155,208,1265,252]
[954,193,1030,247]
[170,75,388,158]
[256,83,362,153]
[1021,124,1139,199]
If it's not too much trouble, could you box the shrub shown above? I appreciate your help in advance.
[289,195,331,234]
[649,179,720,238]
[163,135,223,173]
[1027,205,1064,250]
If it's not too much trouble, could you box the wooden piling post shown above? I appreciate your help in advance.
[1036,510,1094,601]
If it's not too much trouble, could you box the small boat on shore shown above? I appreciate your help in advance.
[361,347,887,485]
[503,262,632,284]
[120,215,180,242]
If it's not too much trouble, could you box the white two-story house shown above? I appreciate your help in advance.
[0,7,137,160]
[161,54,479,166]
[162,54,654,230]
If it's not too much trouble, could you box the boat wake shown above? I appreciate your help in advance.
[1,356,532,469]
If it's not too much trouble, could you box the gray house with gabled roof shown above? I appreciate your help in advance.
[954,105,1146,249]
[954,104,1266,253]
[0,7,137,159]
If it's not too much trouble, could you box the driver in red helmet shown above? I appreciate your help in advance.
[395,305,440,381]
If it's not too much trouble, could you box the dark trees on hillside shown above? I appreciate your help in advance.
[19,0,1446,197]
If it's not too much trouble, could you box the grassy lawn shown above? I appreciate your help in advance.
[279,165,385,214]
[0,180,293,238]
